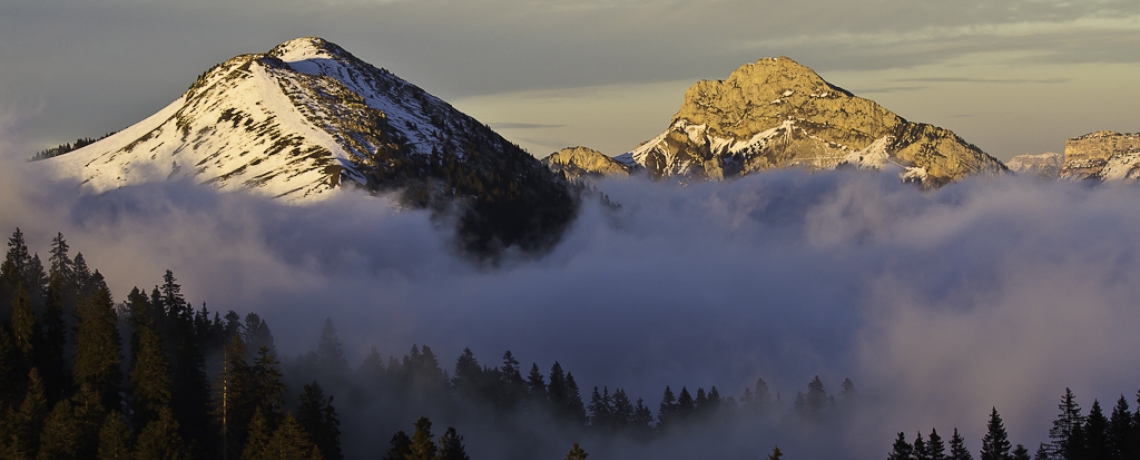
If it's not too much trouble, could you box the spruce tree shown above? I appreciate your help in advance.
[241,407,271,460]
[297,382,341,460]
[261,414,320,460]
[316,318,350,380]
[1107,395,1133,460]
[213,334,256,459]
[127,298,172,429]
[1010,445,1030,460]
[4,368,49,459]
[525,363,546,413]
[564,373,586,426]
[676,386,695,421]
[437,426,469,460]
[252,346,286,424]
[806,376,828,415]
[0,327,23,409]
[38,400,82,459]
[96,411,131,460]
[657,386,677,431]
[950,428,973,460]
[11,283,40,362]
[408,417,438,460]
[1049,388,1083,459]
[39,275,69,403]
[451,348,482,401]
[914,432,930,460]
[498,351,525,411]
[565,442,588,460]
[610,388,634,429]
[888,432,914,460]
[133,408,187,460]
[1085,400,1109,460]
[383,431,412,460]
[73,286,122,412]
[981,408,1012,460]
[928,427,947,460]
[767,445,784,460]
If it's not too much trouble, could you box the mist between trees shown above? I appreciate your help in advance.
[0,228,872,459]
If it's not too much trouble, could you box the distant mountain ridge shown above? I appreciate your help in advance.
[43,37,577,256]
[1061,130,1140,181]
[547,57,1007,186]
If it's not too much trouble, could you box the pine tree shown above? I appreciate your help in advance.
[133,408,187,460]
[4,368,49,459]
[261,414,320,460]
[39,274,69,403]
[915,432,930,460]
[928,428,947,460]
[1049,388,1083,459]
[47,233,73,287]
[950,428,973,460]
[95,411,131,460]
[451,348,482,401]
[408,417,437,460]
[383,431,412,460]
[610,388,634,429]
[1085,400,1109,460]
[1107,395,1133,460]
[525,362,546,413]
[677,386,694,421]
[498,351,525,411]
[11,283,40,362]
[806,376,828,415]
[297,382,341,460]
[316,318,350,380]
[565,372,586,425]
[981,407,1012,460]
[69,382,107,458]
[73,285,122,412]
[1011,445,1030,460]
[127,298,172,429]
[588,387,612,429]
[241,407,272,460]
[565,442,588,460]
[252,346,286,424]
[437,426,469,460]
[38,400,82,459]
[889,432,914,460]
[658,386,677,430]
[767,445,783,460]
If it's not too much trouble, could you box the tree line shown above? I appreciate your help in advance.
[885,386,1140,460]
[1,227,868,459]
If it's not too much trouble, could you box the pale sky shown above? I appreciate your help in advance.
[1,0,1138,161]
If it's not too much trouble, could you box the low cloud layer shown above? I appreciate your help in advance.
[3,150,1140,457]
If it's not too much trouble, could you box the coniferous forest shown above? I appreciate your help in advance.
[2,227,1140,459]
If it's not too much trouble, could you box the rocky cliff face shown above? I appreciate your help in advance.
[625,57,1006,186]
[541,146,632,180]
[1007,152,1063,179]
[1061,131,1140,181]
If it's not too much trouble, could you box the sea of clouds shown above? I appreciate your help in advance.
[2,147,1139,457]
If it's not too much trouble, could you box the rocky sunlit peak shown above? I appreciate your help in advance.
[614,55,1006,187]
[541,146,632,180]
[1062,130,1140,181]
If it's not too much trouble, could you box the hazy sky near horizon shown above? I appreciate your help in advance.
[1,0,1138,161]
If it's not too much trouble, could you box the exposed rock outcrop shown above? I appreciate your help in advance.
[542,146,632,180]
[625,57,1006,186]
[1007,152,1063,179]
[1061,131,1140,181]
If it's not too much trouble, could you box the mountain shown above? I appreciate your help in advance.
[559,57,1006,186]
[541,146,633,181]
[43,37,577,256]
[1007,152,1062,179]
[1060,130,1140,181]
